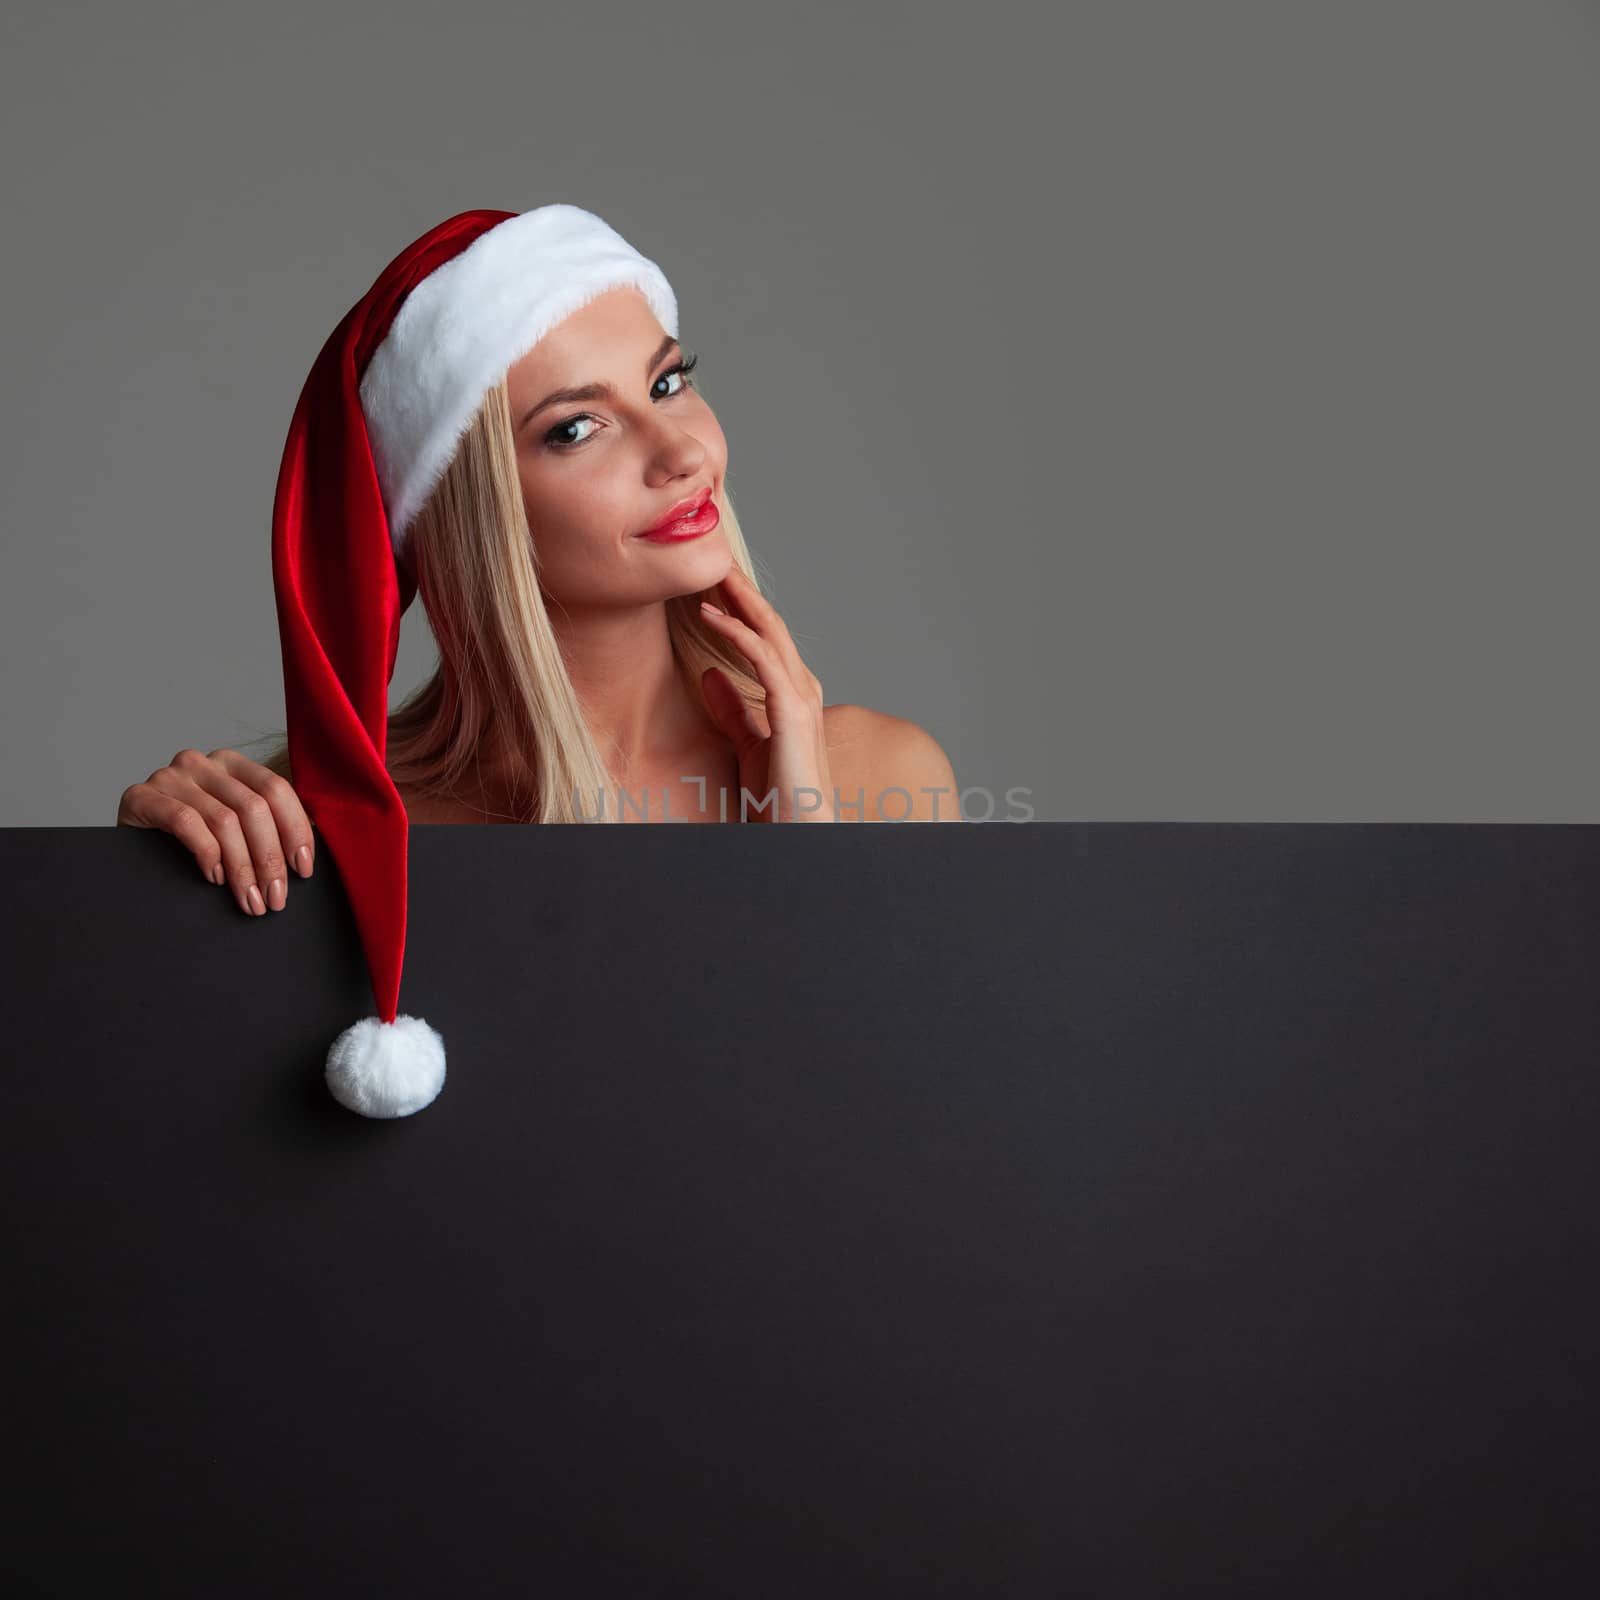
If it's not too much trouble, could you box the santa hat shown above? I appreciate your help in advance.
[270,203,679,1118]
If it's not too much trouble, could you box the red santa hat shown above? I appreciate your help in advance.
[270,203,679,1118]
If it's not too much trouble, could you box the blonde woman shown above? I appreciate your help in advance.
[116,209,961,925]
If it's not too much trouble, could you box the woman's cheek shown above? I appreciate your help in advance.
[531,513,627,597]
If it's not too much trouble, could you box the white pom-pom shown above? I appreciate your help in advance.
[325,1015,447,1119]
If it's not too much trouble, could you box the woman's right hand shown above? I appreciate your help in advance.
[116,748,314,916]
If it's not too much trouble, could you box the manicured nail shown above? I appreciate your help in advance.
[294,845,312,878]
[267,877,286,911]
[246,884,265,917]
[209,862,225,886]
[701,601,724,615]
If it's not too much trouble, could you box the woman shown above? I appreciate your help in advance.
[117,205,964,1117]
[117,211,961,923]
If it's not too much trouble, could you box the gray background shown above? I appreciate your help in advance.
[3,0,1596,826]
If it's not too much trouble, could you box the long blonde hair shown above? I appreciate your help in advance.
[242,372,767,822]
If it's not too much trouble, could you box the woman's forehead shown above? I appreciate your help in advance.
[506,286,667,388]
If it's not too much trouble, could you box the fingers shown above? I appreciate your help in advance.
[210,749,315,881]
[177,749,296,913]
[115,747,312,917]
[118,779,236,888]
[714,567,825,707]
[701,666,766,756]
[699,602,813,734]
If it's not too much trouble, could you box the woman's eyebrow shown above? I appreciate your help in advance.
[517,333,682,431]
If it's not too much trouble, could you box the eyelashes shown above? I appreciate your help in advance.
[668,351,700,390]
[543,351,701,452]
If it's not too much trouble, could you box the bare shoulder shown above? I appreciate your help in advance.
[823,703,962,822]
[822,701,882,754]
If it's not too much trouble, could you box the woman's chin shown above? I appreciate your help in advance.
[650,537,732,590]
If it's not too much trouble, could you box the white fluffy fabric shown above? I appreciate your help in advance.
[325,1014,447,1119]
[359,202,679,557]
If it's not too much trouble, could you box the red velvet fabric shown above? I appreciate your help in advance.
[270,209,516,1025]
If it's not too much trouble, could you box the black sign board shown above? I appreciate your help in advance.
[4,823,1596,1594]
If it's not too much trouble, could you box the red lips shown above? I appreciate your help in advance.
[636,486,718,542]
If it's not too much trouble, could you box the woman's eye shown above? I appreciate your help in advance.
[652,351,700,400]
[543,351,701,452]
[544,415,598,450]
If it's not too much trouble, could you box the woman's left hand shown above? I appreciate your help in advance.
[698,566,836,822]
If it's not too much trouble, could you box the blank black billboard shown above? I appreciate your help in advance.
[4,822,1597,1595]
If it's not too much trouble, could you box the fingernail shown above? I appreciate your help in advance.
[701,601,724,615]
[246,884,265,917]
[210,863,225,886]
[267,877,286,912]
[294,845,312,878]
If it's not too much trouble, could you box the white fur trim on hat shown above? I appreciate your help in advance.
[359,203,679,556]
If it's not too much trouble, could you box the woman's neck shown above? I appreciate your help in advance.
[549,599,715,779]
[452,599,723,818]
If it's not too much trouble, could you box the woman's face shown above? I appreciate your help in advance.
[505,286,731,611]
